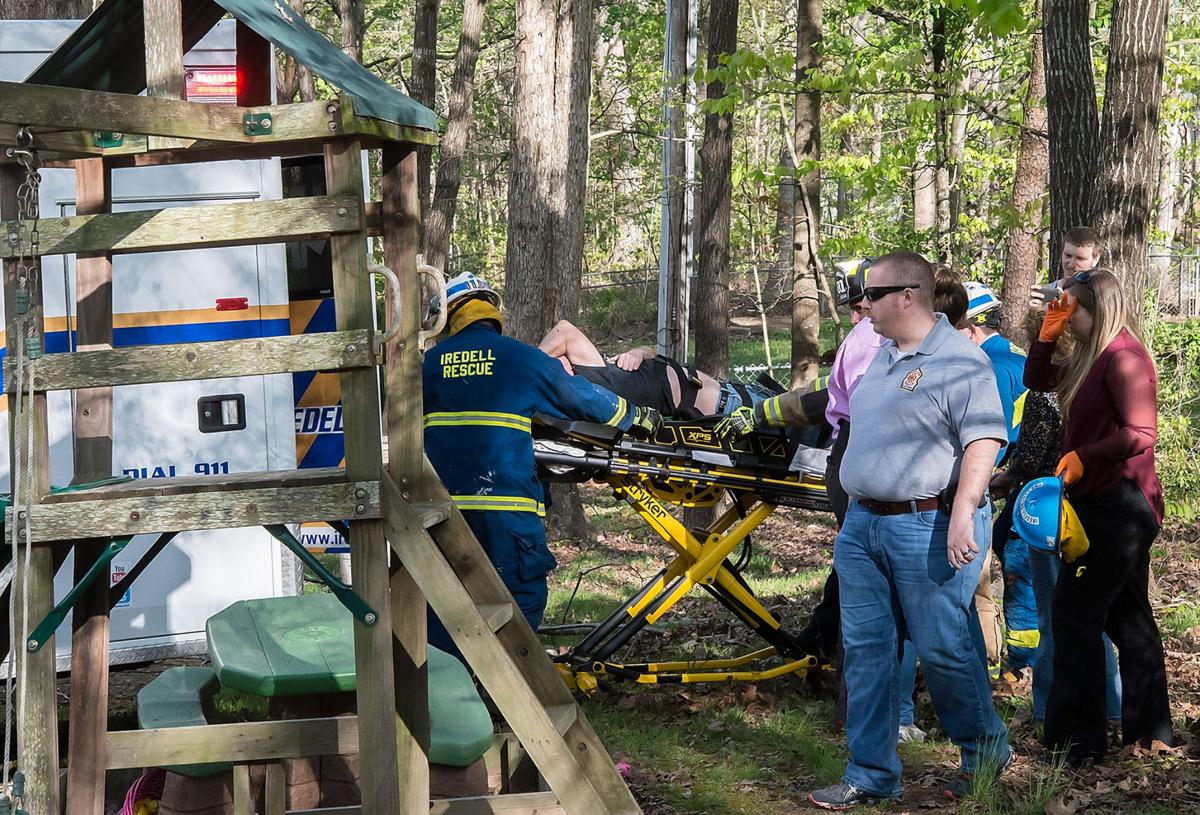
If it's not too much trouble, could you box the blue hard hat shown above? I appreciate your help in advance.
[1012,476,1091,562]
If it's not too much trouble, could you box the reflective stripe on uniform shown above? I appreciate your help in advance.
[424,411,532,433]
[1011,390,1027,430]
[451,494,546,516]
[762,396,786,427]
[605,396,629,428]
[1005,628,1040,649]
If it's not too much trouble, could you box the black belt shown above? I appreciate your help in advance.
[859,497,942,516]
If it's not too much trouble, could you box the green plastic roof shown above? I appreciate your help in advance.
[26,0,437,132]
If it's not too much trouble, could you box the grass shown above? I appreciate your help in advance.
[1160,600,1200,639]
[582,694,846,814]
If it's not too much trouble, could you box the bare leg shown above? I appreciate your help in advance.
[538,320,607,368]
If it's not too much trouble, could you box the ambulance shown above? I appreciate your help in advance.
[1,17,352,666]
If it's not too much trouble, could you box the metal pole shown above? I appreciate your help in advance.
[656,0,677,357]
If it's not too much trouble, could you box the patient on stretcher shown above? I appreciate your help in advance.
[539,319,782,419]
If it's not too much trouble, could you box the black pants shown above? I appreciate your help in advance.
[1043,478,1173,758]
[806,420,850,655]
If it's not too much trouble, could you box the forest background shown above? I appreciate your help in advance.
[9,0,1199,518]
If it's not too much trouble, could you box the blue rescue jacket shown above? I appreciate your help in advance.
[981,333,1028,462]
[423,322,633,517]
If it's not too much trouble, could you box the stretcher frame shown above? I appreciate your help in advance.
[536,416,832,691]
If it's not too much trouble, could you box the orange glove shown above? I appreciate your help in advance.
[1038,291,1077,342]
[1056,451,1084,486]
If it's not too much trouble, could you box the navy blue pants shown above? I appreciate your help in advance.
[428,509,555,662]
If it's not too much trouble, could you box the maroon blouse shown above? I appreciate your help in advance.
[1024,328,1164,524]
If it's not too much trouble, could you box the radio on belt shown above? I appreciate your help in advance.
[198,393,247,433]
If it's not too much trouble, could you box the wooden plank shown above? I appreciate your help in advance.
[412,461,642,815]
[42,465,351,503]
[2,163,59,814]
[546,704,578,737]
[0,126,148,158]
[287,792,567,815]
[381,141,432,812]
[143,0,187,151]
[478,603,514,633]
[11,330,376,391]
[144,0,186,99]
[413,499,453,529]
[324,138,402,815]
[0,195,363,260]
[105,716,360,768]
[341,97,439,147]
[264,761,286,815]
[232,763,253,815]
[382,488,609,815]
[0,82,346,144]
[65,157,113,815]
[15,479,381,542]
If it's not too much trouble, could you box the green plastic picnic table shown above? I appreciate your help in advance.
[206,593,495,767]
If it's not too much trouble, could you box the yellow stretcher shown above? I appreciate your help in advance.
[534,414,834,692]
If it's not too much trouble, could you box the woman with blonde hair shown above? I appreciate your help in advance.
[1024,269,1172,764]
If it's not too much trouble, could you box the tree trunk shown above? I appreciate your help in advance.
[335,0,364,62]
[504,0,565,342]
[913,142,937,232]
[423,0,487,273]
[0,0,90,15]
[1043,0,1099,261]
[277,0,318,102]
[1091,0,1169,309]
[554,0,593,323]
[999,5,1049,338]
[695,0,738,379]
[791,0,821,387]
[412,0,441,221]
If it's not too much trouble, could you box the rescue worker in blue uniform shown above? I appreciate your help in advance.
[423,273,661,656]
[960,282,1038,671]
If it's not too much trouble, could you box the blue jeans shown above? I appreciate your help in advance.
[1029,550,1121,721]
[898,640,917,726]
[835,501,1009,797]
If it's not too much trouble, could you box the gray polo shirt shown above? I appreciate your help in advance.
[839,314,1007,502]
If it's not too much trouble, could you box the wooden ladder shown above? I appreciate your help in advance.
[383,466,641,815]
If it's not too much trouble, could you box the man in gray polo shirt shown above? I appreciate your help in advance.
[808,251,1011,810]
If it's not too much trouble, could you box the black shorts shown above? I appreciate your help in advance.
[574,359,677,416]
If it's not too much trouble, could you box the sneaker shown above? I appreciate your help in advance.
[808,781,898,810]
[944,747,1014,800]
[898,724,926,744]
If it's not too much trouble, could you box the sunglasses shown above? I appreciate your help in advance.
[863,283,921,302]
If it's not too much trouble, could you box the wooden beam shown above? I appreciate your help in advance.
[324,139,402,815]
[8,330,376,391]
[2,164,59,813]
[382,485,610,815]
[0,84,347,145]
[0,126,149,158]
[144,0,186,100]
[409,460,643,815]
[289,793,568,815]
[13,478,381,542]
[0,195,363,260]
[41,466,352,503]
[65,157,113,815]
[382,139,431,810]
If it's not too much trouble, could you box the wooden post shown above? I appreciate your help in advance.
[381,143,431,808]
[1,163,60,814]
[65,157,114,815]
[143,0,187,151]
[323,138,402,813]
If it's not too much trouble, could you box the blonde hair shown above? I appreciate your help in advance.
[1056,269,1139,417]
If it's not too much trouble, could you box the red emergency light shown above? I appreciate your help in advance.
[185,68,238,103]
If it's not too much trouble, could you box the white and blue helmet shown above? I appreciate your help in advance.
[443,272,501,309]
[963,281,1001,325]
